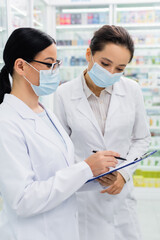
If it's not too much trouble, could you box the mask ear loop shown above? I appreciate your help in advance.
[24,60,40,73]
[91,52,95,64]
[23,61,40,86]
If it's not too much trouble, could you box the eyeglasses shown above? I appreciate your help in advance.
[30,59,62,72]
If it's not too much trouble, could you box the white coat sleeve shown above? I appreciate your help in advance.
[0,121,93,218]
[118,84,151,181]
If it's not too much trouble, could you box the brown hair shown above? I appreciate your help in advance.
[90,25,134,63]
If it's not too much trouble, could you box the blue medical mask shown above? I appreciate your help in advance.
[24,61,60,96]
[88,57,123,88]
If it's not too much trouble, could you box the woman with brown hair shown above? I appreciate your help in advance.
[54,25,150,240]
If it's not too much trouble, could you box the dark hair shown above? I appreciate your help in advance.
[0,27,56,104]
[90,25,134,63]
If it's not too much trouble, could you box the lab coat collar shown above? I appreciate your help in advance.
[113,79,126,96]
[4,94,38,120]
[82,70,113,98]
[71,73,126,99]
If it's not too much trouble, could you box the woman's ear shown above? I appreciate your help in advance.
[14,58,27,76]
[86,48,92,63]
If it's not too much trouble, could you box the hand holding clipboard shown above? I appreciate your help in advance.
[86,150,157,183]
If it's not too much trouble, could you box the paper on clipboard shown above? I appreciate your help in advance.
[86,150,157,183]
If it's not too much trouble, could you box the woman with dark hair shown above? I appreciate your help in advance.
[0,27,119,240]
[54,25,151,240]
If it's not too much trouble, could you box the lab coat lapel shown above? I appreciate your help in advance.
[104,80,126,135]
[34,115,70,166]
[72,77,104,138]
[44,109,73,164]
[77,97,102,133]
[4,94,70,165]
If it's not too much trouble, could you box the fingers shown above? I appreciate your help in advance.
[103,157,118,168]
[93,168,109,177]
[101,185,116,194]
[94,151,119,167]
[100,172,117,182]
[101,189,110,194]
[100,172,125,194]
[97,178,115,187]
[111,171,118,177]
[85,151,119,177]
[94,152,118,167]
[100,150,120,158]
[97,172,117,187]
[101,188,119,194]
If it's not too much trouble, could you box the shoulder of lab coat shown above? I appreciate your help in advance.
[0,94,93,218]
[55,76,151,182]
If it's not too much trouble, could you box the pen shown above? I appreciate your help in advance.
[92,150,127,161]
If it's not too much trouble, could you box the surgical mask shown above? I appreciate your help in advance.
[88,57,123,88]
[24,61,60,96]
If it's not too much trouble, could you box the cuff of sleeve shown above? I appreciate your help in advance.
[118,169,130,182]
[77,161,93,180]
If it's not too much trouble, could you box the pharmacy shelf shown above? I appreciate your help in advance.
[33,9,42,14]
[61,8,109,13]
[134,187,160,200]
[145,106,160,109]
[149,126,160,130]
[11,5,27,17]
[135,45,160,49]
[117,23,160,28]
[61,65,160,70]
[142,86,160,89]
[127,65,160,69]
[56,24,103,30]
[61,65,86,69]
[137,166,160,171]
[116,7,160,11]
[0,27,6,32]
[129,29,160,33]
[57,45,88,50]
[33,19,43,27]
[57,45,160,50]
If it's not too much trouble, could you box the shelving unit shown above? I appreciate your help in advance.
[0,1,7,69]
[118,5,160,180]
[55,3,111,82]
[33,0,48,31]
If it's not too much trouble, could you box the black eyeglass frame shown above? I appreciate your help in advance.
[28,59,62,71]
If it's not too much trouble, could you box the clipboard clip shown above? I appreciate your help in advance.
[134,151,156,162]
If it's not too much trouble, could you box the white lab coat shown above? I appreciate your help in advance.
[54,74,151,240]
[0,94,94,240]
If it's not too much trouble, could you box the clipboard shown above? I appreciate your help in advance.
[86,150,157,183]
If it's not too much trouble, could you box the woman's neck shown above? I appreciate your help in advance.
[11,79,44,113]
[84,71,105,97]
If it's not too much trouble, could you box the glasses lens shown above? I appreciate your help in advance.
[51,60,62,72]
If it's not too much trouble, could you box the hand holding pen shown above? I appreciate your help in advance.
[85,150,119,177]
[92,150,127,161]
